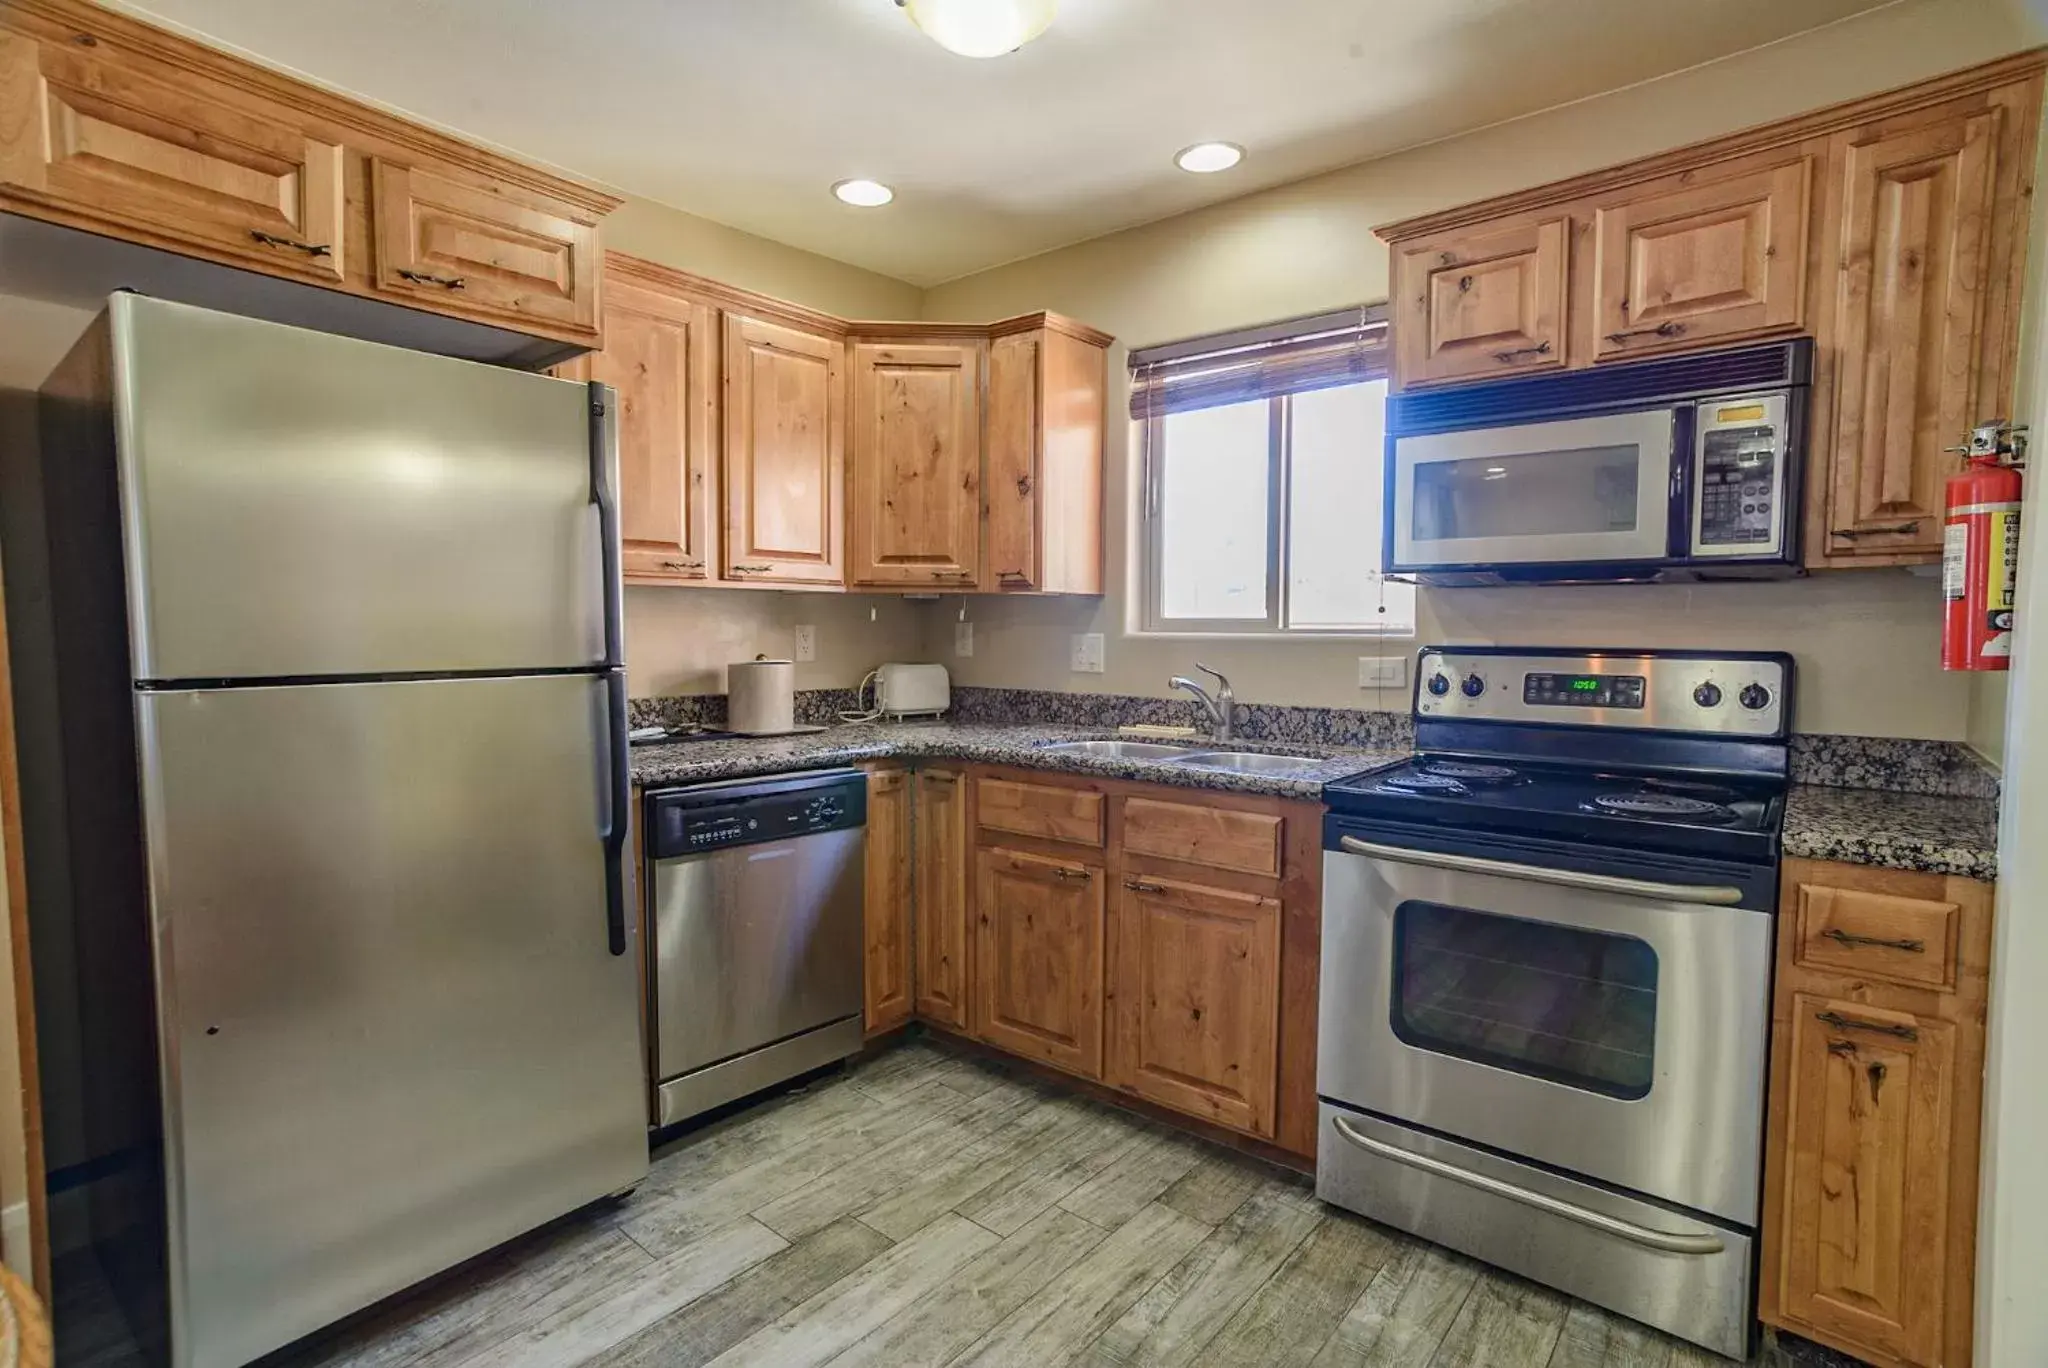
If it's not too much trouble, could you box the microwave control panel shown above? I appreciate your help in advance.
[1692,392,1789,557]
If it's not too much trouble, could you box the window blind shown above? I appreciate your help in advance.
[1127,304,1390,419]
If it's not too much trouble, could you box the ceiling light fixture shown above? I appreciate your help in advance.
[1175,142,1245,174]
[832,178,895,207]
[896,0,1056,59]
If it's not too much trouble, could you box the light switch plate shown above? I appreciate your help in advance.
[793,625,816,662]
[1359,655,1406,689]
[955,621,975,657]
[1071,633,1105,674]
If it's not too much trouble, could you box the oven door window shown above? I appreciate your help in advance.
[1390,901,1657,1099]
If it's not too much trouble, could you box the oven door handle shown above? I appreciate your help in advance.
[1336,837,1745,906]
[1329,1115,1727,1256]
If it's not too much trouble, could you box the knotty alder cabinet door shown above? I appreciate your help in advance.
[985,323,1108,594]
[848,340,983,588]
[723,314,847,585]
[1108,874,1281,1138]
[1393,217,1568,386]
[912,768,969,1028]
[0,31,345,282]
[863,769,913,1034]
[1589,159,1810,359]
[571,258,718,582]
[972,846,1105,1078]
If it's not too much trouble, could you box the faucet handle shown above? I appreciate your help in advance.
[1194,662,1233,697]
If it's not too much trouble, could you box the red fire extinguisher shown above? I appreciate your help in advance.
[1942,422,2024,671]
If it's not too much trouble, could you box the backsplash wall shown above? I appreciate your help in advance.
[626,587,924,697]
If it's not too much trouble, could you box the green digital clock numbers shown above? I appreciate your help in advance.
[1570,678,1601,692]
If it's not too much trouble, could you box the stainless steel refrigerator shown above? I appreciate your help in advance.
[17,294,647,1368]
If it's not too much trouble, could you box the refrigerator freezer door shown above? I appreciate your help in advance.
[135,674,646,1368]
[109,294,606,680]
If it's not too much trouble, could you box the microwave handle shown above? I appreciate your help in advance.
[1668,403,1696,562]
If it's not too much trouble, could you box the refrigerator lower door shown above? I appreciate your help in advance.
[134,674,646,1368]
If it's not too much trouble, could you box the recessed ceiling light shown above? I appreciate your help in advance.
[1175,142,1245,174]
[897,0,1056,59]
[832,179,895,207]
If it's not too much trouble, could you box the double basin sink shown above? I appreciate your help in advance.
[1033,738,1326,776]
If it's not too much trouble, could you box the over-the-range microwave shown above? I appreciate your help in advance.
[1383,338,1812,585]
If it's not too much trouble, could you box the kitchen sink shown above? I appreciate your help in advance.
[1034,739,1198,761]
[1167,750,1327,776]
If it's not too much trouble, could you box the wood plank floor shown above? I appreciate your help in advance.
[224,1040,1845,1368]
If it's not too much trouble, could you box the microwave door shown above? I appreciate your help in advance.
[1391,409,1676,571]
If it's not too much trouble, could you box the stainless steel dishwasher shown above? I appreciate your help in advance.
[643,768,867,1127]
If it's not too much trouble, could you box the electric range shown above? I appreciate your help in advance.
[1315,646,1794,1362]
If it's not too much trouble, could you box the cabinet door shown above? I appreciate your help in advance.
[723,314,847,585]
[1591,159,1809,359]
[582,273,717,582]
[913,768,969,1027]
[1776,994,1954,1367]
[371,159,600,337]
[1822,109,2001,559]
[0,33,343,281]
[849,341,982,588]
[1393,217,1567,387]
[973,847,1104,1078]
[985,332,1042,591]
[863,770,914,1033]
[1110,875,1281,1138]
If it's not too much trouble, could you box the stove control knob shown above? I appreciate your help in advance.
[1692,682,1723,708]
[1460,673,1486,699]
[1739,683,1773,711]
[1426,672,1452,698]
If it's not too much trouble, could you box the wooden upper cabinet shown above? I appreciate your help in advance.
[1775,993,1955,1367]
[371,160,601,338]
[1819,104,2004,561]
[578,258,717,582]
[0,32,344,281]
[1590,159,1810,359]
[986,322,1108,594]
[1393,218,1567,386]
[1109,875,1281,1138]
[722,313,847,586]
[913,768,969,1028]
[972,846,1105,1078]
[848,339,983,588]
[863,769,914,1034]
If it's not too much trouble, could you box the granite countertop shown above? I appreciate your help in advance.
[1782,784,1999,882]
[629,720,1404,800]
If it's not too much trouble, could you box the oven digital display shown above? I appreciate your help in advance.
[1523,672,1647,708]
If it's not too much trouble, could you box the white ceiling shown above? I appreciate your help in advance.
[120,0,1899,287]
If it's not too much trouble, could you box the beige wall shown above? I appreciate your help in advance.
[920,0,2040,739]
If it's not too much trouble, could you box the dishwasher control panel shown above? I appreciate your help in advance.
[645,768,868,859]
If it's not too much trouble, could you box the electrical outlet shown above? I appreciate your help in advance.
[1359,655,1406,689]
[793,624,816,662]
[955,620,975,657]
[1070,633,1105,674]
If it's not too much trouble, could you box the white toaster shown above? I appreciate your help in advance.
[874,663,950,719]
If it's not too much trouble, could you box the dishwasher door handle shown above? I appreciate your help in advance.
[1336,836,1746,906]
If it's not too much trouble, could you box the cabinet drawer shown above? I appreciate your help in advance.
[1122,797,1282,878]
[1792,881,1959,991]
[976,778,1105,847]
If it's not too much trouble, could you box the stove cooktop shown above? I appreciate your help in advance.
[1325,753,1785,862]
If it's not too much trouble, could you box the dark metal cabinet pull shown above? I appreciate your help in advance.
[1123,879,1166,894]
[661,558,703,572]
[1606,322,1686,344]
[729,564,773,574]
[1831,522,1923,539]
[250,230,332,257]
[397,268,467,290]
[1051,866,1091,882]
[921,772,959,785]
[1822,926,1926,954]
[1816,1010,1918,1042]
[1492,341,1552,363]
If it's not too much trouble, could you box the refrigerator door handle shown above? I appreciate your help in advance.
[588,381,624,669]
[603,669,630,956]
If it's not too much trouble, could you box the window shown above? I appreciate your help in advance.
[1135,309,1415,636]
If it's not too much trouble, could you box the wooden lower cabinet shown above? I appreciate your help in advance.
[972,845,1106,1078]
[1761,858,1993,1368]
[862,768,913,1034]
[912,768,969,1027]
[1108,874,1281,1138]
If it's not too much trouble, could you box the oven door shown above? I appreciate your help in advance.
[1319,838,1772,1224]
[1389,408,1678,571]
